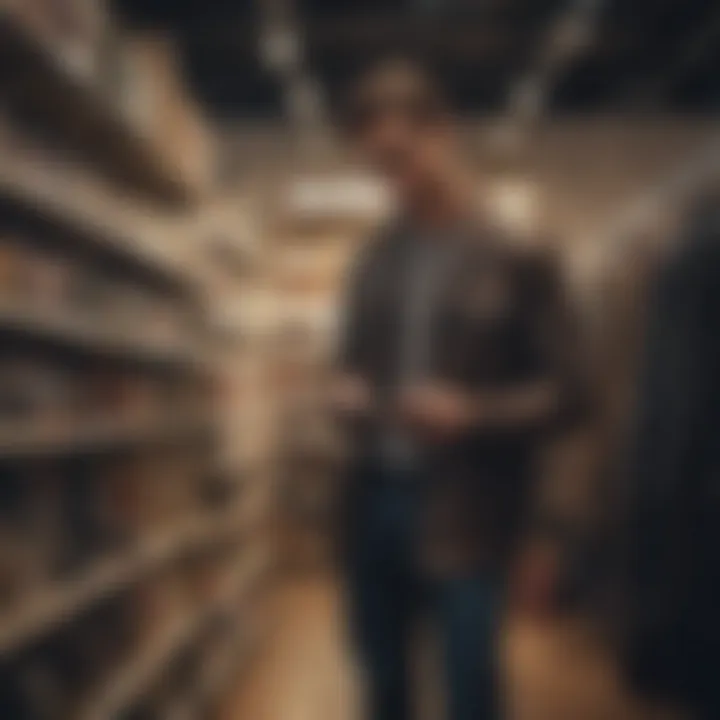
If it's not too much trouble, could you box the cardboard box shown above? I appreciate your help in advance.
[111,31,213,193]
[9,0,109,83]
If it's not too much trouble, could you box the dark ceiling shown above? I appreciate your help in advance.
[113,0,720,118]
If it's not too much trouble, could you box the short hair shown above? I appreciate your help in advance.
[340,57,451,135]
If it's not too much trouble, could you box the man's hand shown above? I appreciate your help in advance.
[328,373,373,417]
[399,382,474,441]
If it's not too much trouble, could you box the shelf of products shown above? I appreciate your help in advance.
[189,567,271,719]
[0,5,270,712]
[0,414,212,460]
[0,127,203,300]
[0,7,198,205]
[0,2,274,714]
[0,503,259,657]
[78,543,271,720]
[1,537,272,719]
[0,302,205,370]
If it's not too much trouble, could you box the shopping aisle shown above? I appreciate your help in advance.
[221,574,681,720]
[220,575,361,720]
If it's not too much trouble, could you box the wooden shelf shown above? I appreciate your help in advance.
[79,544,271,720]
[0,10,196,206]
[0,413,213,459]
[151,565,270,720]
[0,12,268,720]
[0,149,202,300]
[0,508,258,657]
[191,597,269,718]
[0,301,206,369]
[82,614,204,720]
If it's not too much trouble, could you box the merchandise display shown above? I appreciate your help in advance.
[0,6,271,718]
[8,0,109,83]
[0,3,209,203]
[111,32,213,194]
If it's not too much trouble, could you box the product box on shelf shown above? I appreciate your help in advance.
[7,0,111,85]
[110,31,213,194]
[101,454,146,543]
[0,466,48,607]
[133,566,191,651]
[166,102,214,196]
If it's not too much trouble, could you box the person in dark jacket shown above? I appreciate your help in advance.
[330,58,585,720]
[624,192,720,718]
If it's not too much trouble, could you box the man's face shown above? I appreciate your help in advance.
[355,111,454,195]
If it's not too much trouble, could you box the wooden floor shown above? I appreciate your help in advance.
[220,574,680,720]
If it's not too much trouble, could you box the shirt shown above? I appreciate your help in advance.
[380,231,453,469]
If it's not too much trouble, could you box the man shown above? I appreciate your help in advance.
[623,193,720,719]
[332,59,583,720]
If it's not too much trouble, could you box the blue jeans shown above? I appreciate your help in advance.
[347,467,500,720]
